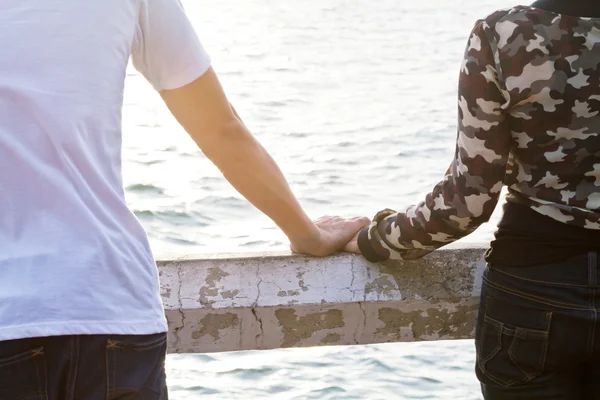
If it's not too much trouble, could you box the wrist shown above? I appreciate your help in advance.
[357,225,388,262]
[287,219,322,255]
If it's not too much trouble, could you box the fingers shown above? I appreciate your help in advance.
[314,216,343,227]
[354,216,371,226]
[345,217,371,234]
[335,218,369,252]
[314,215,370,225]
[314,214,370,241]
[294,215,371,257]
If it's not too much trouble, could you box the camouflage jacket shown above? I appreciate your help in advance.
[358,6,600,262]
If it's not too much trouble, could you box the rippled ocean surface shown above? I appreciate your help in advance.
[123,0,517,398]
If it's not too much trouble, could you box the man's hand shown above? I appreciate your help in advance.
[291,216,370,257]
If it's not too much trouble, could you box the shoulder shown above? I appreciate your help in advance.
[478,6,541,28]
[474,6,556,44]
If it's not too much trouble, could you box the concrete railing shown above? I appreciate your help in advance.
[158,244,487,354]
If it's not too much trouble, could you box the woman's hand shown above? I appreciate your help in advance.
[290,216,370,257]
[342,230,362,254]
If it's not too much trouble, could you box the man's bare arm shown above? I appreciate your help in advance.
[160,67,368,256]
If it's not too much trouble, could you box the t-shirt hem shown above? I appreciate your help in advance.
[0,319,168,341]
[155,58,211,92]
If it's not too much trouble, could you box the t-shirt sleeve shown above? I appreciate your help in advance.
[131,0,211,91]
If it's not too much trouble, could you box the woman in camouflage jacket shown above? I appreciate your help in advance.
[350,1,600,398]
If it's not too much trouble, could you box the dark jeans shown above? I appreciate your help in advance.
[0,332,168,400]
[475,251,600,399]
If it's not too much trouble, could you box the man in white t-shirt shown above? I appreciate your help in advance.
[0,1,368,398]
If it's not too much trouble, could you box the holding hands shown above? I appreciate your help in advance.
[290,215,369,257]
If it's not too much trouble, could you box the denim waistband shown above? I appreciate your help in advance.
[489,251,598,288]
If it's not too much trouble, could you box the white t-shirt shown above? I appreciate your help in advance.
[0,0,211,340]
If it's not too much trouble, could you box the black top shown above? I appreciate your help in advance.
[486,0,600,267]
[486,201,600,266]
[531,0,600,18]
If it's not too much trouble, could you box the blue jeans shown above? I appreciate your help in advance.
[476,252,600,399]
[0,332,168,400]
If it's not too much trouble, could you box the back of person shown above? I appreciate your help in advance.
[0,0,368,398]
[0,1,205,398]
[476,3,600,398]
[0,0,173,340]
[354,1,600,398]
[485,2,600,266]
[497,6,600,221]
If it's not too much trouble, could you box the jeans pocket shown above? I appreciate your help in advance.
[476,296,551,387]
[0,347,47,400]
[106,333,168,400]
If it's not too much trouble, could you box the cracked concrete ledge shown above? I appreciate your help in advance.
[157,244,487,354]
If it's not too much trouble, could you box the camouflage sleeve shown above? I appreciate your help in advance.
[358,21,512,262]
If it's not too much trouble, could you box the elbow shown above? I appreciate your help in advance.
[192,119,255,162]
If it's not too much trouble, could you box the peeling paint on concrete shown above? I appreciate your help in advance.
[277,290,300,297]
[365,276,396,298]
[206,267,229,286]
[192,313,239,340]
[296,272,309,292]
[198,287,218,309]
[221,290,240,299]
[198,267,230,309]
[275,309,345,347]
[321,333,341,344]
[376,302,478,340]
[157,247,486,353]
